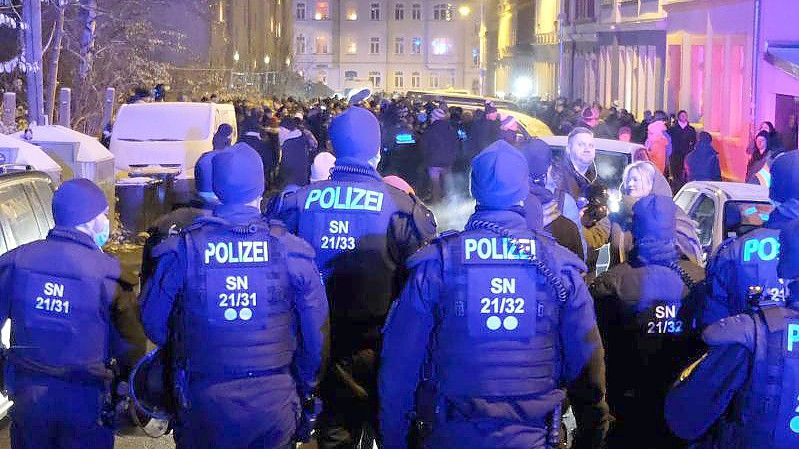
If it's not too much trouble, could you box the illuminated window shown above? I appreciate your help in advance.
[315,1,329,20]
[433,4,451,21]
[318,71,327,84]
[346,40,357,54]
[394,71,404,88]
[431,37,452,55]
[346,5,358,20]
[394,37,405,55]
[412,3,421,20]
[395,3,404,20]
[296,2,306,20]
[412,37,422,54]
[370,37,380,54]
[296,34,306,54]
[218,1,225,22]
[411,72,420,87]
[429,72,439,88]
[277,22,281,37]
[370,2,381,20]
[315,36,329,54]
[369,71,382,87]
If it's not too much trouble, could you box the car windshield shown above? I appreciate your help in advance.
[113,106,212,141]
[723,201,774,235]
[551,147,630,190]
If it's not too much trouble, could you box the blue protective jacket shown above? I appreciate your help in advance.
[273,163,436,357]
[379,208,609,449]
[0,227,132,386]
[140,204,329,449]
[702,201,799,327]
[666,297,799,449]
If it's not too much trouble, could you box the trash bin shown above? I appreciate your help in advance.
[128,165,182,216]
[115,177,162,237]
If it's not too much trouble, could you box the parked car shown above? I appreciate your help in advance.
[674,181,772,262]
[0,169,56,419]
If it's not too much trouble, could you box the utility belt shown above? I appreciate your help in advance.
[5,354,113,389]
[412,380,564,449]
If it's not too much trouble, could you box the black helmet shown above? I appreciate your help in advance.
[128,347,174,436]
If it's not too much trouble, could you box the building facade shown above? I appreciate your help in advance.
[154,0,294,93]
[663,0,799,179]
[292,0,482,93]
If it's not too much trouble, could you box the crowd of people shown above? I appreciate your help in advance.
[0,88,798,449]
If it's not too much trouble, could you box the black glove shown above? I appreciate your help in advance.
[295,394,322,443]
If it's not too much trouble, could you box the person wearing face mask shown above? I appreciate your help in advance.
[0,178,137,449]
[273,105,437,449]
[609,161,702,268]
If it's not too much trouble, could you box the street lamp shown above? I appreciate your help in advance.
[264,55,270,65]
[233,51,240,62]
[458,5,471,17]
[285,56,291,66]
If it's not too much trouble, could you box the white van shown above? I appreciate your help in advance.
[109,102,237,179]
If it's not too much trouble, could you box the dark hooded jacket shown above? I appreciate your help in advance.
[684,133,721,182]
[420,119,459,168]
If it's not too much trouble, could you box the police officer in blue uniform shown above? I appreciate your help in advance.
[274,105,436,449]
[591,195,705,449]
[141,149,219,283]
[141,145,329,449]
[0,179,132,449]
[702,150,799,326]
[379,140,610,449]
[665,219,799,449]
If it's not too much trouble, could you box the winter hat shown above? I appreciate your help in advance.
[194,151,215,193]
[770,150,799,203]
[310,152,336,182]
[519,138,552,181]
[524,192,544,231]
[485,101,497,115]
[430,108,447,122]
[779,219,799,280]
[383,175,415,195]
[500,115,518,130]
[212,123,234,150]
[632,194,677,241]
[330,106,381,165]
[212,143,264,204]
[52,178,108,227]
[470,140,529,209]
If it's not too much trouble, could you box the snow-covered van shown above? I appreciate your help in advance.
[109,102,237,179]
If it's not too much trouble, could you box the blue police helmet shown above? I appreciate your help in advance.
[470,140,529,209]
[52,178,108,227]
[770,150,799,203]
[212,142,264,205]
[632,194,677,241]
[779,219,799,281]
[330,106,380,165]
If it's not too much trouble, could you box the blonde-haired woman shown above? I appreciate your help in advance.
[609,161,703,267]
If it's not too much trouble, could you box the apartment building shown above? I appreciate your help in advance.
[292,0,482,93]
